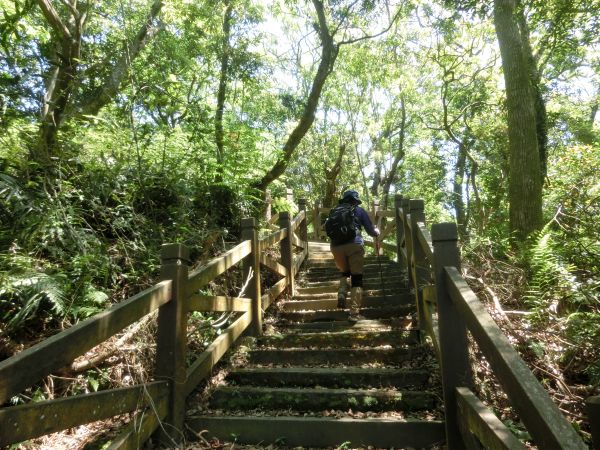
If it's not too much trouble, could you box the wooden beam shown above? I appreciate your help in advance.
[587,396,600,448]
[379,222,396,241]
[267,212,280,226]
[259,253,287,277]
[446,267,587,449]
[187,240,252,293]
[416,222,434,263]
[291,232,304,249]
[456,387,526,450]
[259,228,287,252]
[187,295,252,312]
[0,381,169,446]
[261,277,288,310]
[422,285,440,359]
[185,312,251,396]
[291,209,306,231]
[106,392,169,450]
[0,281,171,404]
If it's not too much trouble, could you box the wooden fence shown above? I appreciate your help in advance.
[0,202,309,448]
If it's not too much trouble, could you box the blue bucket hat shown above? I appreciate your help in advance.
[342,190,362,204]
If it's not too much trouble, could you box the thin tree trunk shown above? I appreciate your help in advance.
[453,144,467,237]
[493,0,543,241]
[323,143,347,207]
[380,96,407,209]
[214,1,233,183]
[253,0,338,194]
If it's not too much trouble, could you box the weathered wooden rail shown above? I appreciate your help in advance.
[0,202,309,448]
[0,192,597,448]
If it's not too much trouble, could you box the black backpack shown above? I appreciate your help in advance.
[325,203,357,244]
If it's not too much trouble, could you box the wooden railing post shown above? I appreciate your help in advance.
[394,194,406,271]
[587,396,600,448]
[241,218,262,336]
[313,200,321,240]
[409,199,430,341]
[402,198,414,291]
[279,211,295,295]
[299,198,309,259]
[431,223,472,450]
[155,243,190,444]
[372,199,381,255]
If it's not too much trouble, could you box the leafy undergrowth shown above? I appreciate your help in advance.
[462,239,599,447]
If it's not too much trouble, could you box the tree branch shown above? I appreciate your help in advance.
[76,0,164,116]
[36,0,71,40]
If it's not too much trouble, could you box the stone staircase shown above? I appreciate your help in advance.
[187,242,445,448]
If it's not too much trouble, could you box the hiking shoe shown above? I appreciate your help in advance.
[348,314,365,323]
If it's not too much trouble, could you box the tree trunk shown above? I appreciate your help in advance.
[252,0,338,194]
[493,0,543,241]
[516,4,547,181]
[380,96,407,209]
[214,1,233,183]
[453,143,467,237]
[323,143,347,207]
[31,0,163,177]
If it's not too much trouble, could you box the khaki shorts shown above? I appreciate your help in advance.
[330,242,365,275]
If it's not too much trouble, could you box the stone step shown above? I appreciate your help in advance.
[293,288,407,298]
[247,346,424,366]
[278,305,413,323]
[302,274,406,284]
[305,264,402,275]
[281,294,412,311]
[307,256,392,265]
[297,283,407,295]
[209,386,437,412]
[187,416,446,448]
[279,318,415,333]
[226,367,429,389]
[257,329,419,348]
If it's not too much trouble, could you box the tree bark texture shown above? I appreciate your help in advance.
[323,143,347,207]
[253,0,338,193]
[32,0,164,174]
[516,4,548,181]
[380,96,407,209]
[493,0,543,241]
[214,1,233,182]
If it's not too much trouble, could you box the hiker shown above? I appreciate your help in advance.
[326,190,379,322]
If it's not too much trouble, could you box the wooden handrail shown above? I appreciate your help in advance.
[445,266,587,449]
[187,295,252,312]
[455,387,527,449]
[187,240,252,292]
[0,200,311,448]
[0,381,169,446]
[291,209,306,231]
[0,280,172,404]
[259,228,288,251]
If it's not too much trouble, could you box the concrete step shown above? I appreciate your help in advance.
[186,416,446,448]
[247,345,425,366]
[281,293,412,311]
[257,329,419,348]
[294,283,409,300]
[226,367,429,389]
[209,386,437,412]
[278,305,413,323]
[278,318,415,333]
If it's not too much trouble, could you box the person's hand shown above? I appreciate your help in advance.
[374,227,380,237]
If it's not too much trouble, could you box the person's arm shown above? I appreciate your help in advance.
[357,208,380,237]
